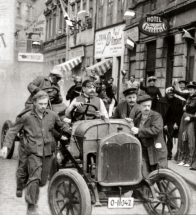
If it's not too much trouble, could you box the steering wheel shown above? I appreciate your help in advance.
[71,103,98,122]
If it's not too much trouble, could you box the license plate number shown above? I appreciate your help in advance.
[108,197,134,209]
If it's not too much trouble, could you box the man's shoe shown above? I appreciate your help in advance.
[16,189,22,198]
[27,204,39,215]
[183,163,190,167]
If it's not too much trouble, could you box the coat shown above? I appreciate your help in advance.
[156,96,184,128]
[134,110,168,167]
[112,101,141,120]
[25,76,62,107]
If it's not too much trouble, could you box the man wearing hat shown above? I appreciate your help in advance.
[112,87,140,120]
[139,76,162,110]
[10,68,64,199]
[25,68,63,107]
[156,89,183,160]
[66,76,82,102]
[131,95,168,177]
[168,81,196,169]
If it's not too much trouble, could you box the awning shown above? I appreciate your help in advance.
[54,56,82,72]
[86,59,113,76]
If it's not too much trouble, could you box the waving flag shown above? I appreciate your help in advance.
[59,0,73,26]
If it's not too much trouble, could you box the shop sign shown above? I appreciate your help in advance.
[95,24,125,58]
[139,15,169,36]
[19,13,46,41]
[18,53,44,62]
[70,46,84,58]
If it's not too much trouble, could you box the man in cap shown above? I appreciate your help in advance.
[25,68,63,108]
[156,89,183,160]
[66,80,109,120]
[131,95,167,177]
[9,68,65,199]
[112,87,140,120]
[66,76,82,102]
[1,91,70,215]
[139,76,162,110]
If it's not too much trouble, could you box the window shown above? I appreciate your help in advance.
[89,0,93,18]
[83,0,86,11]
[128,47,136,79]
[59,10,63,34]
[117,0,123,21]
[49,18,52,39]
[77,1,80,15]
[151,0,157,11]
[97,0,103,28]
[146,41,156,80]
[17,2,21,17]
[53,14,56,37]
[46,19,49,40]
[107,0,113,25]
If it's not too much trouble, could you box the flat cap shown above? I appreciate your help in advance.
[123,87,137,96]
[178,80,187,85]
[186,81,196,89]
[147,76,157,82]
[137,95,152,104]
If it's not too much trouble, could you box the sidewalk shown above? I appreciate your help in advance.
[168,159,196,189]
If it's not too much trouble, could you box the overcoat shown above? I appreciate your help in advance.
[112,101,141,120]
[134,110,168,167]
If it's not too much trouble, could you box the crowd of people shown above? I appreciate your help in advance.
[0,67,196,214]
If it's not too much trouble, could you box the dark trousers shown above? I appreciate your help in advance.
[142,146,157,178]
[25,154,53,205]
[16,139,28,190]
[164,128,174,159]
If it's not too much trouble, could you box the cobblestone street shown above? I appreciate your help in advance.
[0,142,196,215]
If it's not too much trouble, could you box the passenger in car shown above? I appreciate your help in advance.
[66,80,109,119]
[131,95,168,177]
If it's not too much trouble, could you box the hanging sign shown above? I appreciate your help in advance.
[139,15,169,36]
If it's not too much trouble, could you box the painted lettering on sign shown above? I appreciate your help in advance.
[0,33,6,47]
[139,15,169,36]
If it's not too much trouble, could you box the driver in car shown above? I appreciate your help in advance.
[66,80,109,120]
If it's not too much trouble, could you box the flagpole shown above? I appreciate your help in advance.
[66,0,70,62]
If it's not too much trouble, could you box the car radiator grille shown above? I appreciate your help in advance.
[100,143,141,184]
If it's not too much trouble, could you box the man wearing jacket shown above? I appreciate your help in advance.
[1,91,70,215]
[113,87,140,120]
[156,90,183,160]
[131,95,168,177]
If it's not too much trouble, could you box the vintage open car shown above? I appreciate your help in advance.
[48,104,192,215]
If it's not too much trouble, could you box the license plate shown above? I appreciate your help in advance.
[108,197,134,209]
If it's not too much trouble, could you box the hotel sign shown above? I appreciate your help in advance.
[139,15,169,36]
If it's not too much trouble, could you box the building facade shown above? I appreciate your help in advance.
[124,0,196,95]
[91,0,129,101]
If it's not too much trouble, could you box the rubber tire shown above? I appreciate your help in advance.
[143,169,192,215]
[48,169,92,215]
[1,120,15,159]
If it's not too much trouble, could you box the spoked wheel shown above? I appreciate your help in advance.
[1,120,15,159]
[48,169,92,215]
[143,169,192,215]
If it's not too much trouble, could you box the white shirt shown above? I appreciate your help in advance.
[66,96,109,119]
